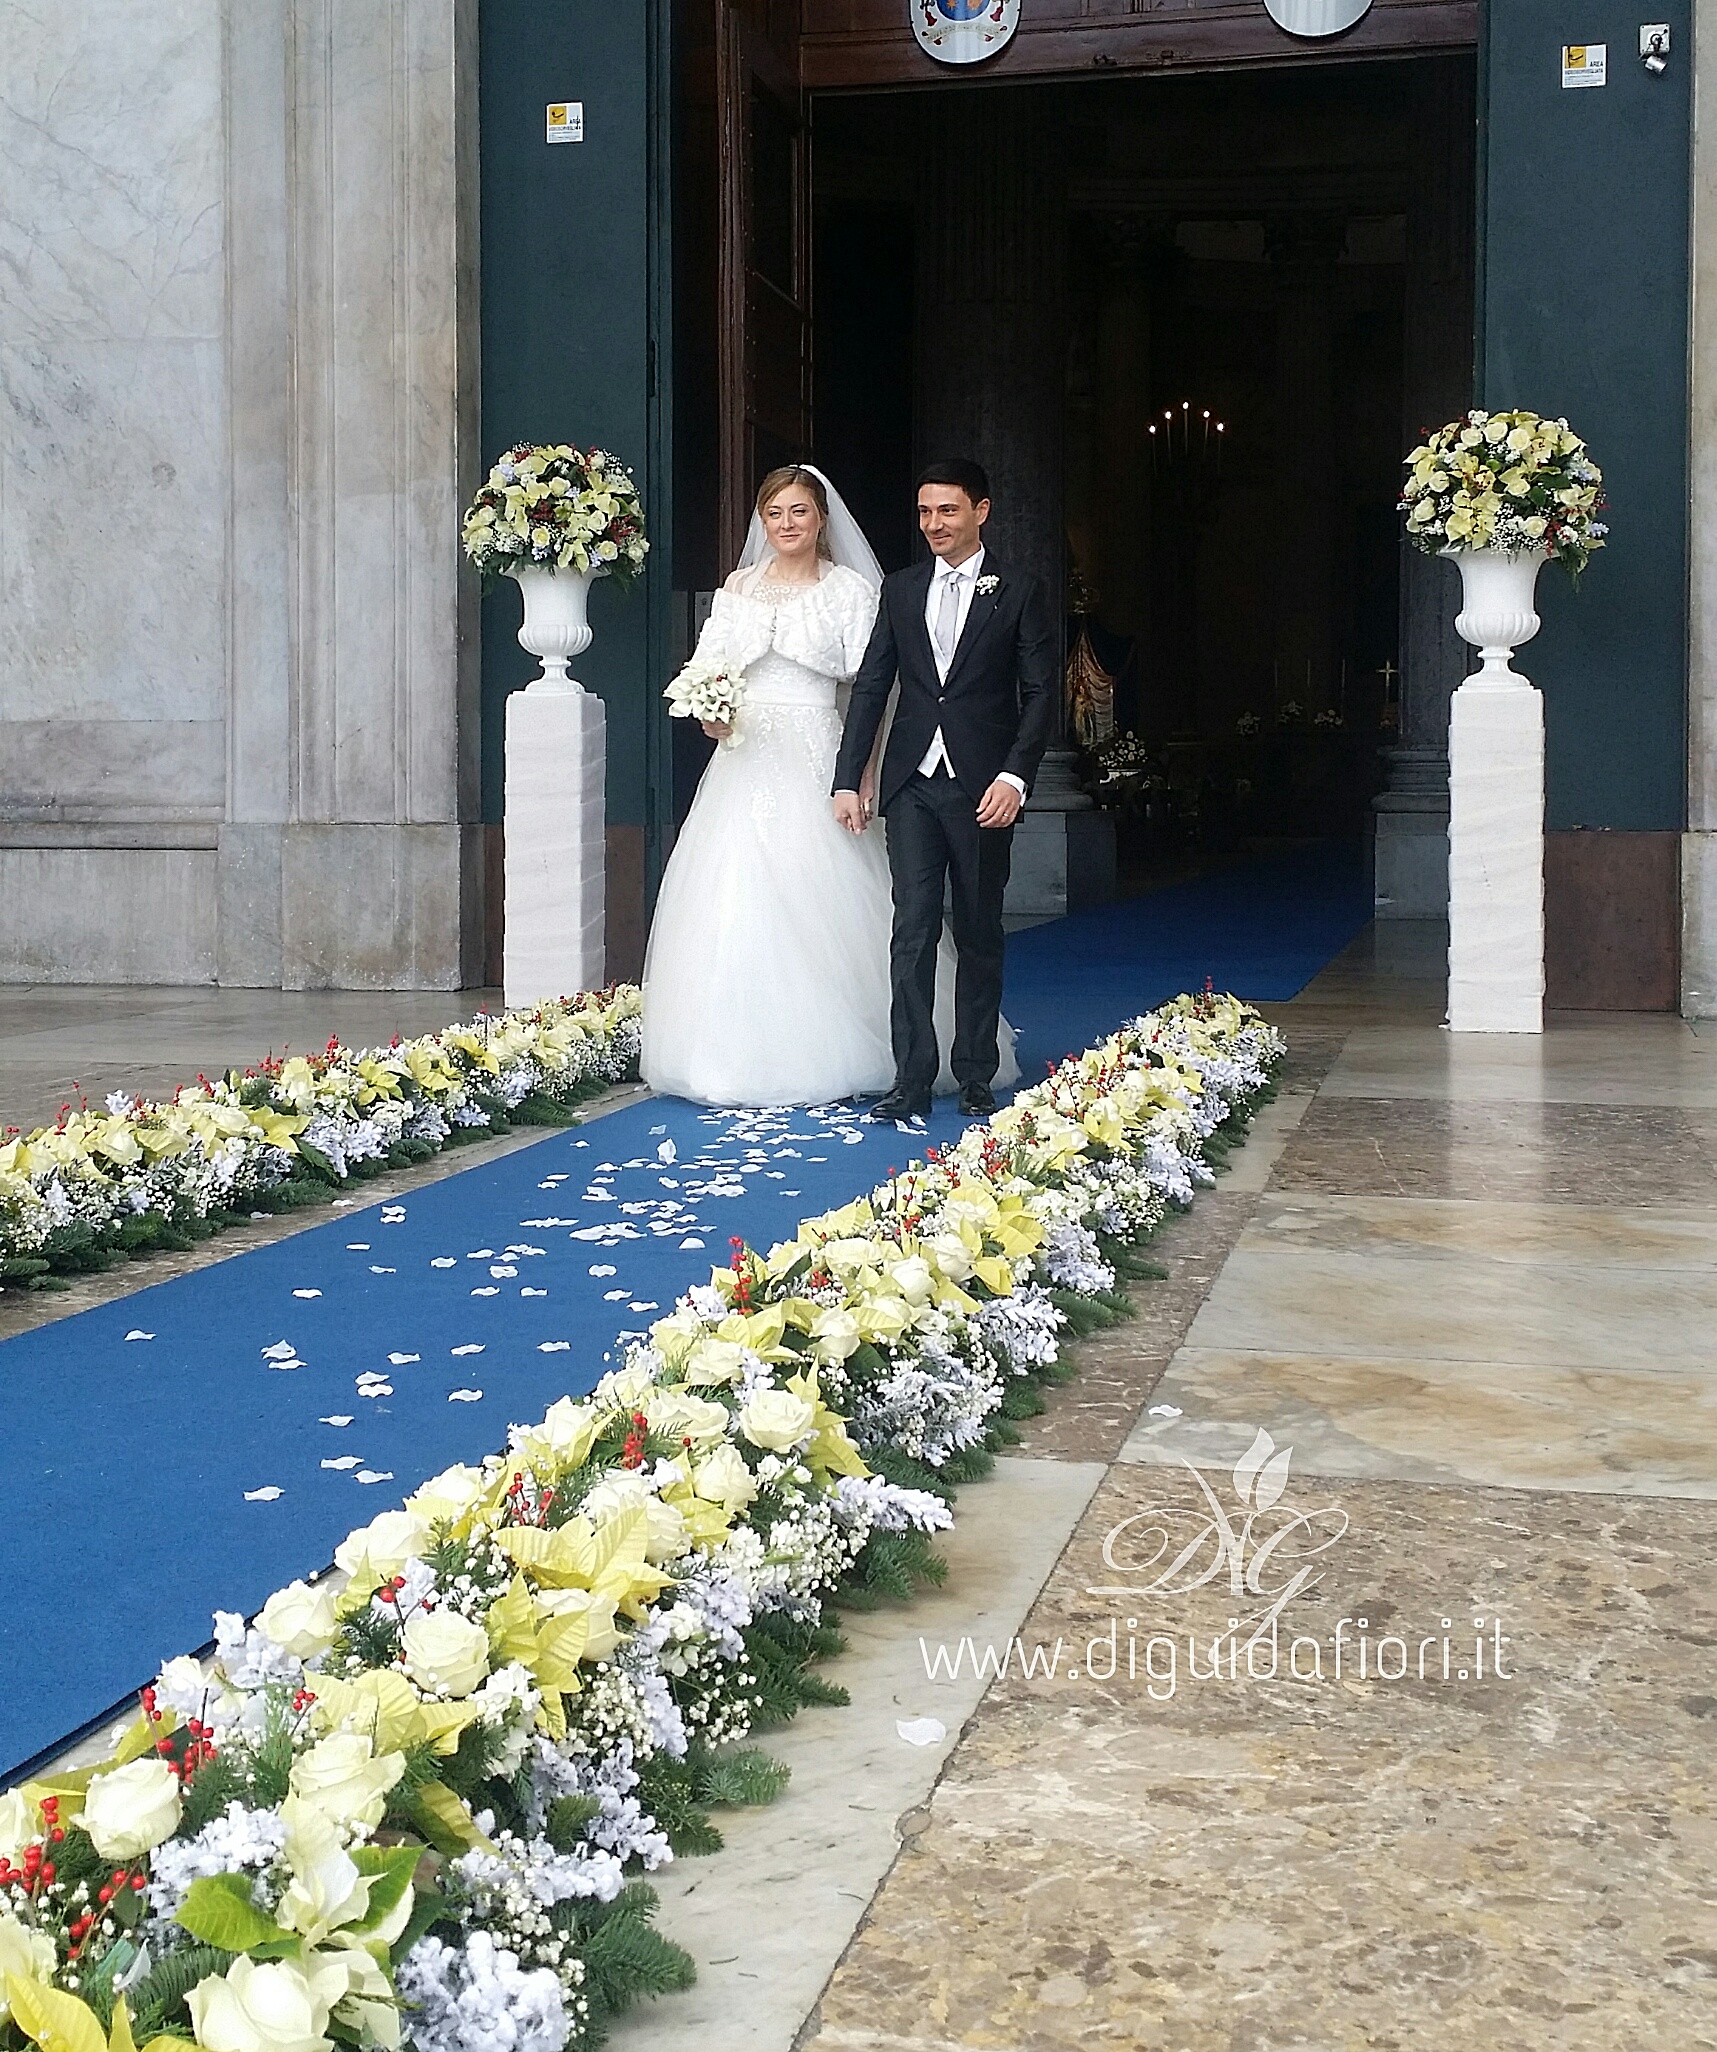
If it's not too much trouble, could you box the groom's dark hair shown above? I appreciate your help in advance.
[917,457,991,506]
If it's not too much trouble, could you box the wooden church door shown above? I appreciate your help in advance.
[716,3,811,567]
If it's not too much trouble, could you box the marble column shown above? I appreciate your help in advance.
[0,0,481,989]
[1374,55,1476,921]
[1265,215,1344,719]
[1686,0,1717,1013]
[273,0,482,990]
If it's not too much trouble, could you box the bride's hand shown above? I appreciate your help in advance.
[700,719,732,742]
[832,790,868,834]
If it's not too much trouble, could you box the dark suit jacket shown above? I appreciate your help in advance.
[832,554,1059,813]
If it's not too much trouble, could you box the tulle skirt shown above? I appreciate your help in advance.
[641,701,1018,1108]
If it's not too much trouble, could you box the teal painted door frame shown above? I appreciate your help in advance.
[478,0,676,897]
[1478,0,1691,831]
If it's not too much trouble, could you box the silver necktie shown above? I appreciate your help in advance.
[935,571,961,672]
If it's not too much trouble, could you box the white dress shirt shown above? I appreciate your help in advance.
[917,546,1027,795]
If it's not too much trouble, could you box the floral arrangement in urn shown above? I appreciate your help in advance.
[461,446,649,588]
[1400,409,1607,575]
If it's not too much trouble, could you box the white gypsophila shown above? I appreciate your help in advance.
[664,1568,752,1662]
[144,1801,288,1926]
[847,1330,1002,1468]
[524,1740,672,1872]
[212,1612,302,1692]
[451,1103,491,1128]
[559,1659,675,1762]
[832,1475,954,1536]
[975,1283,1066,1373]
[683,1283,727,1321]
[453,1829,623,1912]
[1041,1221,1117,1297]
[397,1932,573,2052]
[469,1662,542,1780]
[371,1556,440,1625]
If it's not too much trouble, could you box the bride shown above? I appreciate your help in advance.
[641,464,1018,1109]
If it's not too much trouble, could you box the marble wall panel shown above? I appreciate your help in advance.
[0,848,215,982]
[0,2,227,734]
[279,823,468,989]
[289,0,476,830]
[0,720,223,818]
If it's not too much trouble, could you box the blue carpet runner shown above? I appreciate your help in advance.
[0,843,1370,1783]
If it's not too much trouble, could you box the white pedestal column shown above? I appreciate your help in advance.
[1446,674,1544,1032]
[503,689,606,1006]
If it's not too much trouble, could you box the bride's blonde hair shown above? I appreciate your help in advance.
[756,465,833,560]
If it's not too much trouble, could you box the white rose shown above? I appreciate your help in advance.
[809,1308,861,1363]
[682,1337,746,1387]
[691,1442,758,1515]
[287,1732,404,1833]
[83,1757,183,1860]
[535,1398,599,1457]
[257,1580,339,1661]
[0,1910,56,2022]
[581,1473,689,1564]
[739,1388,815,1454]
[332,1510,431,1584]
[887,1256,934,1305]
[0,1791,40,1865]
[404,1464,486,1526]
[534,1587,620,1661]
[926,1231,973,1283]
[400,1609,490,1698]
[188,1955,333,2052]
[644,1388,730,1446]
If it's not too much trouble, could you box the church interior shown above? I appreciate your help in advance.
[809,55,1475,880]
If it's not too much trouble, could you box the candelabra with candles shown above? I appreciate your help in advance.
[1147,400,1226,479]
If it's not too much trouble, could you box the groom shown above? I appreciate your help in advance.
[832,459,1057,1121]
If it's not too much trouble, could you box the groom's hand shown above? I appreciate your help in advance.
[833,790,868,834]
[976,779,1023,829]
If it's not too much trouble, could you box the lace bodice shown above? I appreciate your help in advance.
[691,563,877,707]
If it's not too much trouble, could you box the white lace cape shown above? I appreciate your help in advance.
[692,562,878,683]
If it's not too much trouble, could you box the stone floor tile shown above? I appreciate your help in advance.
[805,1467,1717,2050]
[1273,1096,1717,1207]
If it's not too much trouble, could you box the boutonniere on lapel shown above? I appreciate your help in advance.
[974,573,1001,596]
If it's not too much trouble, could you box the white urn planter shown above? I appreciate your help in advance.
[511,563,605,692]
[1444,546,1546,1034]
[504,565,608,1004]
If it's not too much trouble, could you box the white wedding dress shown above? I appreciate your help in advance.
[642,560,1019,1108]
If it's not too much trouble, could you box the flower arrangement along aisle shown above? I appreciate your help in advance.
[1399,408,1606,575]
[460,449,649,588]
[0,991,642,1291]
[0,994,1284,2052]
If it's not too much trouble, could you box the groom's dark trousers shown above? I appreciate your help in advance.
[887,769,1014,1099]
[832,551,1058,1102]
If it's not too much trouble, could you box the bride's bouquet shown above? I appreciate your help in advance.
[665,655,747,740]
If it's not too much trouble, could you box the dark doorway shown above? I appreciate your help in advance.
[812,56,1474,881]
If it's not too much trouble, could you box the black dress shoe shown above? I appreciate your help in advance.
[958,1082,998,1118]
[869,1088,929,1123]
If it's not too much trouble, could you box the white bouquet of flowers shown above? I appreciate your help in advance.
[1400,408,1607,577]
[664,658,747,742]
